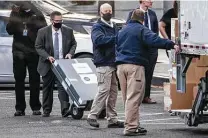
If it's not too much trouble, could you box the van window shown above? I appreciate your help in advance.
[0,17,11,37]
[0,1,13,10]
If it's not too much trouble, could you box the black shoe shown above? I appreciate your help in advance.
[42,111,50,117]
[14,111,25,116]
[87,118,99,128]
[98,109,106,119]
[32,110,41,115]
[108,121,124,128]
[138,127,147,133]
[124,127,147,136]
[62,110,71,118]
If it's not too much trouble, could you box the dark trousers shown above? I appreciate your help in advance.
[13,52,41,111]
[42,70,69,115]
[144,52,158,98]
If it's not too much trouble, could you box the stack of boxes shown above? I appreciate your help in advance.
[164,18,208,111]
[192,56,208,104]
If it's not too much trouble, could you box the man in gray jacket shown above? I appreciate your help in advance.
[35,11,77,117]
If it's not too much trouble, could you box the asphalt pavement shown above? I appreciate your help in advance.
[0,88,208,138]
[0,50,208,138]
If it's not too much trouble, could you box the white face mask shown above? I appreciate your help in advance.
[25,9,31,12]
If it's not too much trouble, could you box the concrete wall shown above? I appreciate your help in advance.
[114,1,165,21]
[58,0,174,21]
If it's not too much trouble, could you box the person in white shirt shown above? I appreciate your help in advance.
[35,11,77,117]
[126,0,159,104]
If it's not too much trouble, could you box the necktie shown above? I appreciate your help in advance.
[144,11,149,28]
[54,32,59,59]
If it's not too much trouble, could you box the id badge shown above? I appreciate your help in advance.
[23,29,28,36]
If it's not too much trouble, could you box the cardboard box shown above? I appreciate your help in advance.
[171,18,178,41]
[195,67,208,83]
[196,56,208,67]
[169,62,196,83]
[193,86,198,100]
[164,81,196,111]
[168,58,207,84]
[186,62,197,83]
[192,100,195,106]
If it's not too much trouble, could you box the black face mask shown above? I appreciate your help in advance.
[102,13,112,21]
[53,22,62,29]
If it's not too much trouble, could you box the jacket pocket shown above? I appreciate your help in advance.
[96,67,107,84]
[132,66,145,91]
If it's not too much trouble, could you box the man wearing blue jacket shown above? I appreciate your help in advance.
[127,0,159,104]
[116,9,179,136]
[87,3,124,128]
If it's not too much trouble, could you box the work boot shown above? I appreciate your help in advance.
[142,97,157,104]
[59,97,70,118]
[32,110,41,115]
[87,118,99,128]
[108,121,124,128]
[98,108,106,119]
[14,110,25,116]
[124,127,147,136]
[42,111,50,117]
[62,109,71,118]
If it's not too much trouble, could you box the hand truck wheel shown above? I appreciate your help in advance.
[71,104,84,120]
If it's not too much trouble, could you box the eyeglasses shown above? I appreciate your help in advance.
[52,19,63,23]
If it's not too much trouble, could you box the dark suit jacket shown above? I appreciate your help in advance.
[126,8,158,34]
[35,25,77,76]
[126,8,158,54]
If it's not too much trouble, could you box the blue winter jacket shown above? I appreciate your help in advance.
[116,20,175,67]
[91,18,118,67]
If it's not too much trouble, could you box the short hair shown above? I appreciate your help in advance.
[100,3,112,12]
[131,9,145,22]
[139,0,143,4]
[50,11,62,19]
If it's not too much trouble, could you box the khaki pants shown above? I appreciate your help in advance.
[117,64,145,132]
[88,66,118,123]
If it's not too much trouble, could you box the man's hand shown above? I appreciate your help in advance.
[48,56,55,63]
[174,45,180,54]
[65,54,72,59]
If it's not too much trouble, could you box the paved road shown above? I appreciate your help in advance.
[0,88,208,138]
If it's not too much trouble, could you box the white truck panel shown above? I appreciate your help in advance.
[180,1,208,45]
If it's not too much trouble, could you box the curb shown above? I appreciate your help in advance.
[152,75,169,87]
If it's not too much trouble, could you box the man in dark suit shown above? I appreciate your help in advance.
[126,0,158,104]
[6,1,47,116]
[35,11,77,117]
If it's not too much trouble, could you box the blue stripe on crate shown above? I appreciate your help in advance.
[52,64,81,105]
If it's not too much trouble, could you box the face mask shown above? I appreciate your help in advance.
[102,13,112,21]
[53,22,62,29]
[24,9,31,12]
